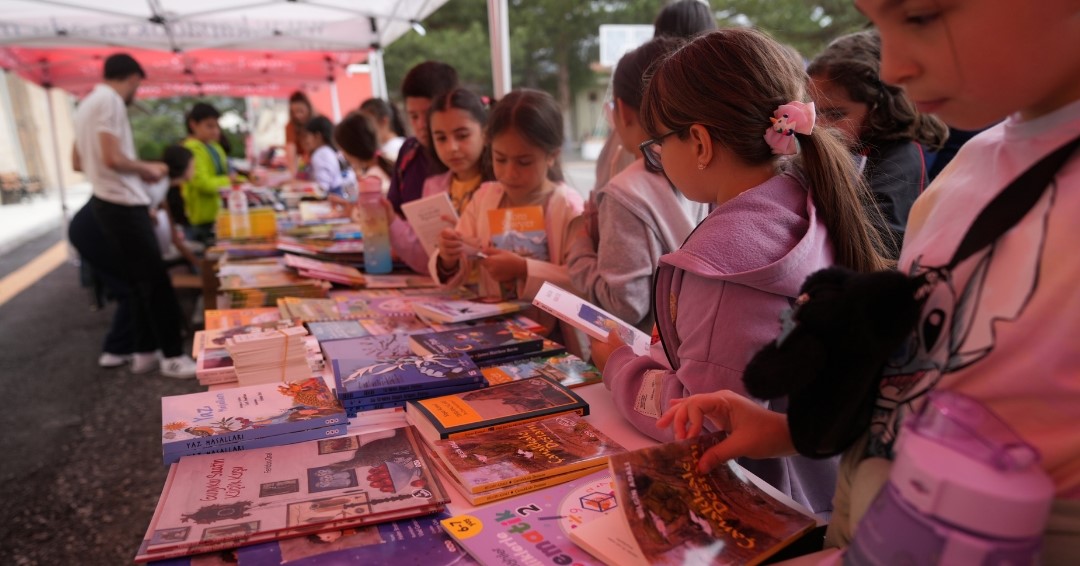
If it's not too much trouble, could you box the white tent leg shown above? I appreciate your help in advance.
[330,81,342,122]
[487,0,511,98]
[44,87,69,219]
[369,49,388,100]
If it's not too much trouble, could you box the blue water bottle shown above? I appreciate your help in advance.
[357,176,393,274]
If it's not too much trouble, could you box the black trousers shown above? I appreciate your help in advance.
[69,203,135,354]
[88,196,183,357]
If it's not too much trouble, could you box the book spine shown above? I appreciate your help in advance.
[338,374,485,399]
[463,464,604,506]
[469,340,545,363]
[162,424,347,463]
[474,345,568,368]
[342,380,486,407]
[466,457,612,494]
[444,407,589,440]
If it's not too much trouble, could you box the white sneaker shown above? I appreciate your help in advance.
[160,355,197,379]
[98,352,132,368]
[131,351,162,374]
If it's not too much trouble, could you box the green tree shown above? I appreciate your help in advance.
[716,0,867,59]
[131,96,247,161]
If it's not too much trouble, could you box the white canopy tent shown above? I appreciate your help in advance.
[0,0,514,213]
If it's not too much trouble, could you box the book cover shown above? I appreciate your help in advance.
[164,424,347,465]
[481,352,602,389]
[333,353,484,399]
[411,298,526,324]
[532,282,651,355]
[405,376,589,443]
[487,206,548,261]
[305,320,370,343]
[440,469,617,565]
[431,414,625,493]
[204,321,290,349]
[359,317,434,336]
[408,322,544,363]
[283,254,365,286]
[570,432,817,566]
[135,426,449,562]
[196,347,236,382]
[204,308,281,331]
[400,191,458,257]
[320,334,415,364]
[363,274,439,289]
[277,298,343,323]
[340,379,487,411]
[473,338,567,368]
[161,377,347,453]
[234,511,478,566]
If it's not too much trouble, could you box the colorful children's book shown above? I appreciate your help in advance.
[430,450,603,507]
[283,254,365,286]
[332,352,484,399]
[532,281,651,355]
[473,338,567,368]
[320,333,415,364]
[430,413,624,493]
[405,375,589,444]
[277,297,343,323]
[204,308,281,331]
[163,424,347,466]
[359,317,434,336]
[305,320,370,343]
[481,352,602,389]
[487,206,548,261]
[204,320,291,349]
[440,469,617,565]
[195,347,236,385]
[161,377,347,458]
[363,274,439,289]
[135,426,450,562]
[234,511,478,566]
[568,432,817,566]
[411,298,527,324]
[400,191,458,257]
[408,322,545,364]
[340,379,487,411]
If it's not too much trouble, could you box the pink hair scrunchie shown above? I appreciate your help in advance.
[764,101,816,155]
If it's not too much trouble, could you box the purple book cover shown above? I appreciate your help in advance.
[341,379,488,410]
[320,334,414,363]
[410,322,544,363]
[333,353,484,399]
[235,511,478,566]
[441,469,615,566]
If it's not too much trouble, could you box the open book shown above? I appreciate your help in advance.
[568,432,817,566]
[400,192,458,257]
[532,282,651,355]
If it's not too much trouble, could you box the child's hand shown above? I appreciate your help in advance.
[479,248,526,282]
[438,228,465,265]
[656,391,795,473]
[588,329,625,372]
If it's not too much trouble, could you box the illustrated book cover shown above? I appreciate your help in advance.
[305,320,370,343]
[481,352,601,389]
[568,432,817,566]
[408,322,545,364]
[163,425,346,466]
[410,298,526,324]
[204,308,281,331]
[161,377,347,454]
[532,282,651,355]
[320,333,415,364]
[487,206,548,261]
[440,469,617,566]
[405,375,589,443]
[430,413,624,493]
[340,379,488,414]
[332,352,484,399]
[135,426,450,562]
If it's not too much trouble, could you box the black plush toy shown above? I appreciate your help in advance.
[743,266,925,458]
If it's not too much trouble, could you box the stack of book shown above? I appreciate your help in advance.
[160,377,347,465]
[276,297,344,323]
[304,320,370,344]
[225,326,312,386]
[282,253,365,287]
[135,426,450,563]
[217,267,331,309]
[332,352,488,417]
[196,320,290,386]
[410,298,527,324]
[203,307,281,330]
[408,321,547,365]
[427,413,624,505]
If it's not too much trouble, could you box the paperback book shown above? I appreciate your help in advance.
[276,298,343,323]
[204,308,281,331]
[532,282,651,356]
[135,426,450,562]
[283,254,365,286]
[305,320,370,343]
[411,298,526,324]
[429,449,603,507]
[320,333,415,364]
[332,352,484,399]
[400,191,458,257]
[340,379,487,412]
[430,413,624,494]
[487,206,548,261]
[161,377,347,458]
[164,425,346,466]
[408,322,545,364]
[196,347,237,385]
[481,352,602,389]
[363,274,439,289]
[405,375,589,443]
[568,432,817,566]
[473,338,566,368]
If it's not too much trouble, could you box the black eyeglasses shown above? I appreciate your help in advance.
[639,129,684,173]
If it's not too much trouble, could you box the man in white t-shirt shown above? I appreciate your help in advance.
[72,53,196,379]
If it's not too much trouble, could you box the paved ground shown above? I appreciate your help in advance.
[0,228,202,566]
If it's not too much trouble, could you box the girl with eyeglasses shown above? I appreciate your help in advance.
[590,28,889,517]
[566,37,709,334]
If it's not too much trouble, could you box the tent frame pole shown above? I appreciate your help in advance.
[487,0,511,99]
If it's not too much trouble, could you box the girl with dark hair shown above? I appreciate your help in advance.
[285,90,316,173]
[389,88,492,273]
[433,89,585,354]
[334,112,394,181]
[594,28,890,517]
[652,0,717,39]
[303,115,350,199]
[567,37,709,333]
[359,98,407,162]
[808,29,949,256]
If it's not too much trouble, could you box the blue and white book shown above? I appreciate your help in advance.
[332,352,484,399]
[305,320,370,343]
[340,379,488,410]
[320,333,415,363]
[408,321,545,364]
[163,424,347,465]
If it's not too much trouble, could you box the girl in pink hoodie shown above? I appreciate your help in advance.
[594,28,889,516]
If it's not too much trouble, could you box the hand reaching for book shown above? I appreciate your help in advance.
[656,391,795,473]
[588,329,625,372]
[438,228,465,266]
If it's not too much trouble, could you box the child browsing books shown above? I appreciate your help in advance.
[333,111,394,194]
[432,89,585,354]
[566,37,710,333]
[302,116,353,200]
[181,101,233,244]
[390,88,492,273]
[593,28,891,516]
[660,1,1080,559]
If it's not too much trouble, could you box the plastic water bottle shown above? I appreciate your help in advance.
[227,185,251,238]
[356,176,392,274]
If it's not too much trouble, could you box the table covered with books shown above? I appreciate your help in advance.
[139,218,824,566]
